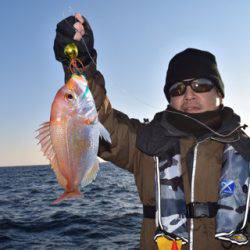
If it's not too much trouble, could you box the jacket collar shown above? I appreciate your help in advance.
[136,106,249,158]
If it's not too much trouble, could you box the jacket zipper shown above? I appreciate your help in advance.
[189,138,209,250]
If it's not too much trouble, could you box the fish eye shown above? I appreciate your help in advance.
[65,93,75,101]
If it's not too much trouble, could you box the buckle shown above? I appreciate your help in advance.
[186,202,217,218]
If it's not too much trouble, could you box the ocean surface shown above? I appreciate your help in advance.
[0,163,142,250]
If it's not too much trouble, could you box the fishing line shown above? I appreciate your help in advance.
[165,109,247,138]
[60,6,249,135]
[61,6,160,112]
[77,22,248,137]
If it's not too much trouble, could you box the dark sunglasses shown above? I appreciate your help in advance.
[169,78,214,97]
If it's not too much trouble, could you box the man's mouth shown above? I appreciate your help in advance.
[182,106,202,113]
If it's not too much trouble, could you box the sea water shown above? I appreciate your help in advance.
[0,163,142,249]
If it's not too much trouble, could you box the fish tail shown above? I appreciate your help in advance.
[51,190,83,205]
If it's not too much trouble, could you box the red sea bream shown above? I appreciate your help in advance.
[37,74,111,204]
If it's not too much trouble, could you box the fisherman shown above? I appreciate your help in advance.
[54,13,250,250]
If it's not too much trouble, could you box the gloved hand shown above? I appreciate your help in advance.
[54,13,97,70]
[54,13,106,111]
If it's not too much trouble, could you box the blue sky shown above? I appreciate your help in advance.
[1,0,250,166]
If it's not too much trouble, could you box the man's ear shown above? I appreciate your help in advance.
[216,88,224,98]
[215,89,224,106]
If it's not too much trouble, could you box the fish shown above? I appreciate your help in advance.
[36,74,111,204]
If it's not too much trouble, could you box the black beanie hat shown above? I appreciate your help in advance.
[164,48,225,102]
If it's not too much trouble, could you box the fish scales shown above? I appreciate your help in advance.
[37,74,111,204]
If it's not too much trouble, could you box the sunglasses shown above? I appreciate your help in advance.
[169,78,214,97]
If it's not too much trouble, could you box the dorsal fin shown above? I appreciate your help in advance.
[36,122,67,189]
[36,122,55,162]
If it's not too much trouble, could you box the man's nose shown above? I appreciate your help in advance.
[184,86,196,100]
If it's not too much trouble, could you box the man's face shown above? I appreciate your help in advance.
[170,80,222,113]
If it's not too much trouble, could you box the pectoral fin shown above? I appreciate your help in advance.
[98,122,111,143]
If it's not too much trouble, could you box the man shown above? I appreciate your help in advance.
[54,13,250,250]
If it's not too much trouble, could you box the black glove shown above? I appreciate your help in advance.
[53,15,96,67]
[53,14,106,104]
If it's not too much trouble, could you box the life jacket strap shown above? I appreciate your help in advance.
[186,202,218,218]
[143,205,156,219]
[143,202,219,219]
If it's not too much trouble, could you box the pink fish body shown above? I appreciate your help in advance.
[37,75,111,204]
